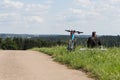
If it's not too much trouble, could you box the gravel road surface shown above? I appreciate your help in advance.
[0,50,93,80]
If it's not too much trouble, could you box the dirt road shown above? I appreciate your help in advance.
[0,50,93,80]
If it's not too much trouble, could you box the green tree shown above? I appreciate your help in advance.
[1,38,17,50]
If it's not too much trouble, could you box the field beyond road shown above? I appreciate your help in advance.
[0,50,93,80]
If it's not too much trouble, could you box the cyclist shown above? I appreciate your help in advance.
[65,30,83,51]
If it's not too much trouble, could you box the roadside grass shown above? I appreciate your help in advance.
[32,46,120,80]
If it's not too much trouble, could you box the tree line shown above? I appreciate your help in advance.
[78,36,120,47]
[0,35,119,50]
[0,37,67,50]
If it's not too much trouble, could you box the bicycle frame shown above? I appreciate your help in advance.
[65,30,83,51]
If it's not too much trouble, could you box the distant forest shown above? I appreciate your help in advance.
[0,34,120,50]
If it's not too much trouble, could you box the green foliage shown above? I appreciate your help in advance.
[0,37,64,50]
[1,38,18,50]
[0,35,120,50]
[100,36,120,47]
[33,46,120,80]
[78,36,120,48]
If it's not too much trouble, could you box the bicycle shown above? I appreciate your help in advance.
[65,30,83,51]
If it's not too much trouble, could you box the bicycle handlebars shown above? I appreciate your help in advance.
[65,30,83,34]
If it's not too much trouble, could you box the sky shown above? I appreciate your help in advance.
[0,0,120,35]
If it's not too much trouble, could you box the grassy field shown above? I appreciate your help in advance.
[32,46,120,80]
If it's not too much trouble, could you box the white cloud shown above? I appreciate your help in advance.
[0,13,8,18]
[87,11,100,16]
[45,0,54,4]
[25,4,50,14]
[29,16,44,23]
[69,8,100,17]
[76,0,91,7]
[70,8,83,15]
[0,12,23,28]
[0,0,52,27]
[73,0,120,17]
[26,4,50,10]
[1,0,52,15]
[111,0,120,3]
[3,0,24,8]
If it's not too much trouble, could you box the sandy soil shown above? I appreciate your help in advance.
[0,50,94,80]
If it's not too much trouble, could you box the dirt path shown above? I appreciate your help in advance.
[0,50,93,80]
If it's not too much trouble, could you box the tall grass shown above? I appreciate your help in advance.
[32,46,120,80]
